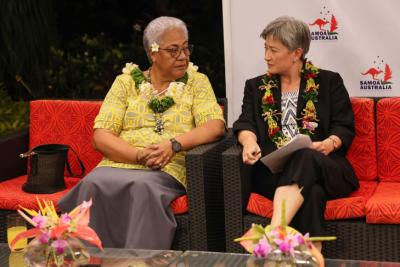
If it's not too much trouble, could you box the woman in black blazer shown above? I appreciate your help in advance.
[233,16,359,251]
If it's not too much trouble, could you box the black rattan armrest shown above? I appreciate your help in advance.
[0,128,29,182]
[185,129,235,251]
[222,144,253,252]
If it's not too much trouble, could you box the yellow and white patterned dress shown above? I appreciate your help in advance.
[94,64,224,187]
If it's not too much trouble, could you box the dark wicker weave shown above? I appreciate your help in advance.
[0,101,234,252]
[223,144,400,262]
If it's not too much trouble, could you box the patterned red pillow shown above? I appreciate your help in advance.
[376,98,400,182]
[346,98,377,181]
[366,182,400,224]
[29,100,103,177]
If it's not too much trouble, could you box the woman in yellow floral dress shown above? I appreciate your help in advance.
[59,16,225,249]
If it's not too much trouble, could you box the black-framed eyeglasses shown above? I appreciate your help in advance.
[158,44,194,58]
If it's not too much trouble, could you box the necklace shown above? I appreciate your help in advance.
[125,64,189,135]
[147,68,175,134]
[260,61,320,148]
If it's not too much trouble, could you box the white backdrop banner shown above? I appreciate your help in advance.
[222,0,400,126]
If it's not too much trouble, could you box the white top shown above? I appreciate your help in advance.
[281,91,299,139]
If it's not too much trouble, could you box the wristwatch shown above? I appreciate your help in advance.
[170,138,182,153]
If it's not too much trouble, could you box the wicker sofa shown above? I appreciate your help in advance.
[0,99,234,251]
[222,97,400,261]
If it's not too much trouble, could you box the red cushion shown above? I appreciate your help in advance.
[29,100,103,177]
[170,195,189,215]
[247,181,378,220]
[376,98,400,182]
[366,182,400,224]
[346,98,377,181]
[325,181,378,220]
[0,176,80,211]
[247,193,274,218]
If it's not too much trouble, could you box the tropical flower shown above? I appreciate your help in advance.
[235,201,332,267]
[150,42,159,52]
[10,198,102,266]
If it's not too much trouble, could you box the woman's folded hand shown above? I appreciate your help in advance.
[143,140,174,169]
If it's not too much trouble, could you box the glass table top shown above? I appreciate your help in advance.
[2,244,399,267]
[0,243,182,267]
[169,251,400,267]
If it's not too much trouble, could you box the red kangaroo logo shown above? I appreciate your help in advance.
[309,18,330,31]
[361,68,383,80]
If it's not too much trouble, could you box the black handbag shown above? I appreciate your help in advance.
[20,144,85,194]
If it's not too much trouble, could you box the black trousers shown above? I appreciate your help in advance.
[253,148,355,236]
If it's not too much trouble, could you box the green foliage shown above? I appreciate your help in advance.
[43,33,148,99]
[0,83,29,137]
[0,0,56,99]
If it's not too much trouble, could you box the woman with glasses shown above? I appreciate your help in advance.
[59,16,225,249]
[233,16,358,259]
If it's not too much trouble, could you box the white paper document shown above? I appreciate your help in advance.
[260,134,313,173]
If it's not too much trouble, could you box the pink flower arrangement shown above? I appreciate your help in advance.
[235,201,333,267]
[10,198,102,265]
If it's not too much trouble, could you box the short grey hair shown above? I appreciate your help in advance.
[143,16,188,62]
[260,16,311,60]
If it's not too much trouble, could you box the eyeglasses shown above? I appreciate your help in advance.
[158,44,194,58]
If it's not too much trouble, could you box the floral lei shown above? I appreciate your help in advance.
[122,62,198,113]
[260,61,320,148]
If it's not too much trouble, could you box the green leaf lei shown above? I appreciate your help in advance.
[260,61,320,148]
[129,67,188,114]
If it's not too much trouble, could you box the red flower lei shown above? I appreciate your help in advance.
[260,61,320,148]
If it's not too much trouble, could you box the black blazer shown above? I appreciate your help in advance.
[233,69,359,190]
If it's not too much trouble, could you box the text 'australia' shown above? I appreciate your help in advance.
[360,80,392,90]
[311,31,338,40]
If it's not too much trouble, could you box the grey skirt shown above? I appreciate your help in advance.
[58,167,185,249]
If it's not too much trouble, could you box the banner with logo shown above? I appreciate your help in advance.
[223,0,400,125]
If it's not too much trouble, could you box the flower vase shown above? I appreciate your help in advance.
[24,237,90,267]
[248,249,319,267]
[264,249,319,267]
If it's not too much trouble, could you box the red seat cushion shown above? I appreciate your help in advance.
[346,98,377,181]
[376,98,400,182]
[0,176,80,211]
[247,182,377,220]
[29,100,103,177]
[366,182,400,224]
[325,181,378,220]
[170,195,189,215]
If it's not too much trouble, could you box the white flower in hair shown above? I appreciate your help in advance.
[122,62,138,74]
[150,42,159,52]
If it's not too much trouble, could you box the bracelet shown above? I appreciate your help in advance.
[328,137,338,150]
